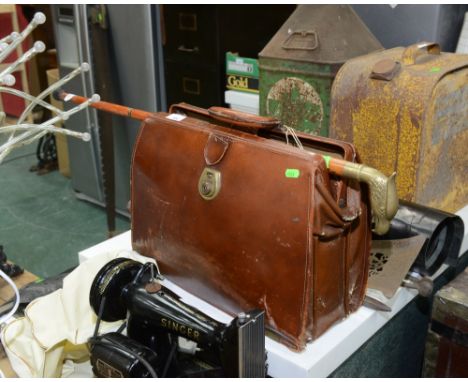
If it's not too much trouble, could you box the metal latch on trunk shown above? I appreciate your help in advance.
[198,168,221,200]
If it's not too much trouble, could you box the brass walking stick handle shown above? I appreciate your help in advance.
[324,156,398,235]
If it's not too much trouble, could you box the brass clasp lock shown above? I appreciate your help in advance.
[198,167,221,200]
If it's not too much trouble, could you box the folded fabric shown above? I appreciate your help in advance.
[1,249,150,377]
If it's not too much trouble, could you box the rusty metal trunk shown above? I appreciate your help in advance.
[330,42,468,213]
[259,5,382,136]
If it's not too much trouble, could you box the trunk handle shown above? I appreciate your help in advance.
[402,42,440,65]
[282,30,319,51]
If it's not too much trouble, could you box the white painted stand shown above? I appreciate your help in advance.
[79,207,468,377]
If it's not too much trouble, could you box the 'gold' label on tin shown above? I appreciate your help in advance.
[226,75,259,92]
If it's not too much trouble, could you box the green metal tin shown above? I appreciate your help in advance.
[259,58,335,136]
[259,5,382,136]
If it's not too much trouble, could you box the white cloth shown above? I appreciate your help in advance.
[1,249,150,378]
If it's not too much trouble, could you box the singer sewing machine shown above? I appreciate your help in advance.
[88,258,266,378]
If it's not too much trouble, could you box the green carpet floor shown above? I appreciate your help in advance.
[0,144,130,279]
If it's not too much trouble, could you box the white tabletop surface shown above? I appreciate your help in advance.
[78,206,468,377]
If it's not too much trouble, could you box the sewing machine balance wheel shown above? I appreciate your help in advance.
[89,258,145,322]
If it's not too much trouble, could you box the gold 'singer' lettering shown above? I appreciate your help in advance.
[160,318,200,339]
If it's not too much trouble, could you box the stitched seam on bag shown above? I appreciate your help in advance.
[306,171,314,339]
[343,229,350,315]
[130,118,154,244]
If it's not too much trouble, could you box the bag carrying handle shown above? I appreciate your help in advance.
[208,107,279,130]
[169,103,280,131]
[169,102,210,117]
[402,42,440,65]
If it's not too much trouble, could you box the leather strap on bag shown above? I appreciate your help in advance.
[208,107,279,130]
[169,103,280,131]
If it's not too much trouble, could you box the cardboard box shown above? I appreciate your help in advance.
[225,90,259,115]
[226,52,259,93]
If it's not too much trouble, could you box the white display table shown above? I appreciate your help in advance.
[78,206,468,377]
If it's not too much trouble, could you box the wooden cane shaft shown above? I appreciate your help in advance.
[61,92,153,121]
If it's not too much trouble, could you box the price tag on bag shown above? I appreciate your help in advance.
[166,114,186,122]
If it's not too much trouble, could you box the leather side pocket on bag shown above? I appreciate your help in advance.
[310,170,357,339]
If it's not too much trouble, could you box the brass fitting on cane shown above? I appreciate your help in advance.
[324,156,398,235]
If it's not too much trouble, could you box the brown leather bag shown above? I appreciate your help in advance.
[131,104,371,350]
